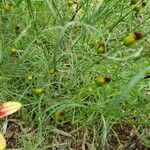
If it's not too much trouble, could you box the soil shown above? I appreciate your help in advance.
[4,121,150,150]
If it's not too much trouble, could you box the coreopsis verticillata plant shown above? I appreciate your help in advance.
[0,101,22,150]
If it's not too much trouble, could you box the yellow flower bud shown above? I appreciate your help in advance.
[133,3,142,12]
[34,88,45,96]
[4,3,13,12]
[10,48,17,54]
[27,75,33,81]
[0,101,22,150]
[54,111,65,121]
[67,0,77,7]
[96,76,111,86]
[98,46,105,53]
[49,68,57,76]
[67,0,74,6]
[123,32,143,46]
[97,40,108,53]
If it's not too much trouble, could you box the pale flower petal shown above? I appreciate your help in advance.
[0,102,22,119]
[0,132,6,150]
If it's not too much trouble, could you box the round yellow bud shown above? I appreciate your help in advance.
[49,68,57,76]
[54,111,65,121]
[67,0,74,6]
[27,75,33,81]
[123,34,136,46]
[34,88,45,96]
[96,76,111,86]
[97,46,105,53]
[4,3,12,12]
[123,32,143,46]
[133,3,142,12]
[67,0,77,7]
[10,48,17,54]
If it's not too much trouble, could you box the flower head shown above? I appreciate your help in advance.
[96,76,111,86]
[27,75,33,81]
[0,132,6,150]
[49,68,57,76]
[54,111,65,121]
[0,101,22,150]
[123,32,143,46]
[4,3,13,12]
[67,0,77,7]
[97,41,107,53]
[34,88,45,96]
[0,101,22,119]
[10,48,17,54]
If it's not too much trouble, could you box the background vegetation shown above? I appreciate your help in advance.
[0,0,150,149]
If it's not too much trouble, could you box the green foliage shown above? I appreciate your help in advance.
[0,0,149,149]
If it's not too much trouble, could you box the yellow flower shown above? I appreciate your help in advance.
[89,38,107,53]
[0,101,22,150]
[123,32,143,46]
[49,68,57,76]
[97,41,107,53]
[54,111,65,121]
[34,88,45,96]
[96,76,111,86]
[27,75,33,81]
[10,48,17,54]
[0,132,6,150]
[4,3,13,12]
[97,46,105,53]
[0,101,22,119]
[67,0,74,6]
[67,0,77,7]
[133,3,143,12]
[131,0,146,12]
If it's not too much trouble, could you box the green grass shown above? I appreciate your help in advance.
[0,0,150,149]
